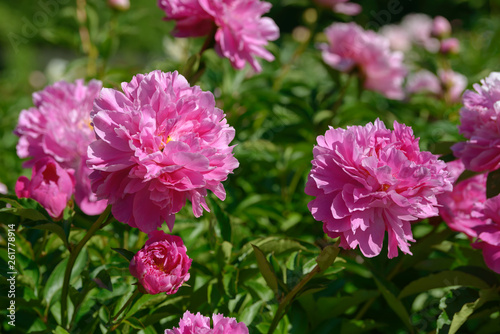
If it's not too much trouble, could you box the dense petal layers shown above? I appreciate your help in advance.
[452,72,500,172]
[158,0,279,72]
[15,157,75,219]
[129,231,192,295]
[472,196,500,274]
[306,119,453,258]
[165,311,248,334]
[319,22,407,100]
[88,70,238,233]
[14,79,107,215]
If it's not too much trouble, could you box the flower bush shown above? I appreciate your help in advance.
[1,1,500,334]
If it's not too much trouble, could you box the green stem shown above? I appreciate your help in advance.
[268,265,321,334]
[182,24,216,84]
[61,205,112,329]
[109,289,141,332]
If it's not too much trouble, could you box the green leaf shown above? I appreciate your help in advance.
[123,317,145,330]
[374,277,413,333]
[486,168,500,198]
[111,247,136,262]
[399,271,490,299]
[43,258,69,306]
[252,244,279,297]
[52,326,70,334]
[449,288,499,334]
[93,269,113,292]
[240,300,264,325]
[316,245,340,271]
[208,195,232,242]
[0,206,49,221]
[24,221,71,251]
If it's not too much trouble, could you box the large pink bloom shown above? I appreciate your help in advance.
[15,157,75,219]
[158,0,279,73]
[437,159,488,238]
[165,311,249,334]
[88,70,239,233]
[452,72,500,172]
[14,79,107,216]
[473,196,500,274]
[305,119,453,258]
[314,0,362,15]
[319,22,407,100]
[129,231,192,295]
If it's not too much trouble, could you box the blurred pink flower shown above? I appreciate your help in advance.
[108,0,130,11]
[314,0,362,15]
[473,196,500,274]
[0,182,7,195]
[88,70,238,233]
[14,79,107,216]
[440,38,460,54]
[157,0,213,38]
[129,231,192,295]
[165,311,249,334]
[437,159,488,238]
[319,22,407,100]
[380,25,412,52]
[15,157,75,219]
[439,69,467,103]
[305,119,453,258]
[406,70,442,96]
[432,16,452,38]
[400,13,440,52]
[452,72,500,172]
[158,0,279,72]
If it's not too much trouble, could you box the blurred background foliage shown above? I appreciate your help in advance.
[1,0,500,333]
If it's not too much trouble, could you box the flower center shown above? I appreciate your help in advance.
[159,136,171,152]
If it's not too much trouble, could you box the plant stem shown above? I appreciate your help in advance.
[268,265,321,334]
[108,289,141,332]
[61,205,112,329]
[182,24,216,84]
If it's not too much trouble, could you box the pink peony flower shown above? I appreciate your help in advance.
[380,25,412,52]
[437,159,488,238]
[15,157,75,219]
[158,0,279,73]
[14,79,107,216]
[406,70,442,96]
[157,0,213,38]
[432,16,452,38]
[305,119,453,258]
[88,70,239,233]
[129,230,192,295]
[319,22,407,100]
[473,196,500,274]
[0,182,7,195]
[440,38,460,55]
[165,311,249,334]
[314,0,362,15]
[452,72,500,172]
[439,69,467,103]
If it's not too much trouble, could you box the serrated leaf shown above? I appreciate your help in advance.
[316,245,339,271]
[252,244,279,296]
[399,271,490,299]
[486,168,500,198]
[111,247,136,262]
[374,277,413,333]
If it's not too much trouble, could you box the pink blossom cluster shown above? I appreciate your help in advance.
[129,231,192,295]
[88,70,239,233]
[452,72,500,172]
[314,0,362,16]
[14,79,107,217]
[438,160,500,274]
[165,311,248,334]
[381,14,458,54]
[158,0,279,72]
[306,119,453,258]
[406,69,467,103]
[319,22,407,100]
